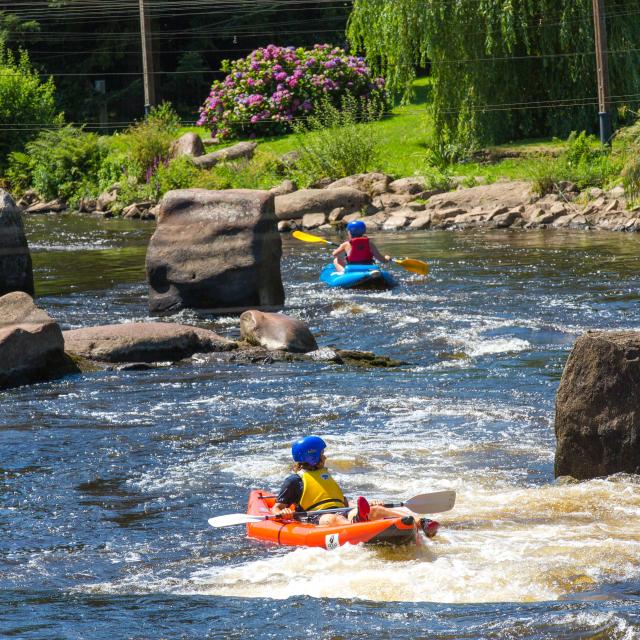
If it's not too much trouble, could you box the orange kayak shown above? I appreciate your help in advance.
[246,489,419,548]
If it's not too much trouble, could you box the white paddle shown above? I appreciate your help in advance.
[208,490,456,528]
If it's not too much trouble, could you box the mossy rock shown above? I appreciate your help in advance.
[335,349,404,368]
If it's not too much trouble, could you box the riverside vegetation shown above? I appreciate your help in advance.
[3,44,640,220]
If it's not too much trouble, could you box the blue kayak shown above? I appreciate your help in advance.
[319,263,397,289]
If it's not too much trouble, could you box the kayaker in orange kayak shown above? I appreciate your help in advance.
[332,221,391,274]
[271,435,437,535]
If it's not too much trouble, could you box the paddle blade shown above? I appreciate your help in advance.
[292,230,332,245]
[404,490,456,514]
[208,514,266,528]
[393,257,429,276]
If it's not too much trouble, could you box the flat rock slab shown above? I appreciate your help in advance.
[191,141,257,169]
[63,322,236,363]
[200,346,404,368]
[275,187,370,221]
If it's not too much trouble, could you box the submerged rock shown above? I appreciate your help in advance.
[0,190,34,296]
[240,310,318,353]
[63,322,236,363]
[0,292,78,389]
[199,346,403,368]
[555,331,640,479]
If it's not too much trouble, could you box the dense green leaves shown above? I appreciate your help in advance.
[348,0,640,147]
[0,45,61,169]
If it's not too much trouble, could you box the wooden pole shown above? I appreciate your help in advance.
[592,0,612,144]
[94,79,108,134]
[139,0,156,115]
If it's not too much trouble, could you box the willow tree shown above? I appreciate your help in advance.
[348,0,640,147]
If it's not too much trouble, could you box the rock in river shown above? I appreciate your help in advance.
[555,331,640,479]
[240,310,318,353]
[63,322,236,363]
[146,189,284,314]
[0,190,34,296]
[0,292,78,389]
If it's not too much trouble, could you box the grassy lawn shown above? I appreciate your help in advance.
[180,78,607,184]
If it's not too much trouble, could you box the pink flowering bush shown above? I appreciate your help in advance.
[197,44,387,142]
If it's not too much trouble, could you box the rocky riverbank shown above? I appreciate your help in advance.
[275,175,639,234]
[15,173,639,234]
[9,133,640,234]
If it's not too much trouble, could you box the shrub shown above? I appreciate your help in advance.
[198,44,387,142]
[192,151,283,191]
[290,95,384,185]
[0,45,62,170]
[618,116,640,205]
[97,102,181,196]
[529,131,620,195]
[8,125,105,205]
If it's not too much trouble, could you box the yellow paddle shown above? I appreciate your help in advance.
[292,230,429,276]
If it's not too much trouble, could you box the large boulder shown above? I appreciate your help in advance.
[240,310,318,353]
[555,331,640,479]
[0,190,34,296]
[170,132,205,159]
[275,187,370,221]
[63,322,236,362]
[0,292,78,389]
[146,189,284,314]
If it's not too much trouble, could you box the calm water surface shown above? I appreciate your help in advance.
[2,213,640,638]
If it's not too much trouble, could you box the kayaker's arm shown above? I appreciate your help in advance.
[331,241,350,258]
[271,502,295,518]
[369,241,390,264]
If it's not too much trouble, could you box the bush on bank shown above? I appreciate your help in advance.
[0,45,61,171]
[5,88,640,212]
[197,43,388,142]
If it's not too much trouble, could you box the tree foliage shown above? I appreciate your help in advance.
[348,0,640,147]
[0,1,349,124]
[0,44,61,170]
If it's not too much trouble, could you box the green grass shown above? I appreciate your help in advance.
[179,78,615,185]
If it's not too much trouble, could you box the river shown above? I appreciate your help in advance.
[2,213,640,638]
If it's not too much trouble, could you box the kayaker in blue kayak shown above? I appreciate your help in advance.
[332,220,391,274]
[271,435,438,535]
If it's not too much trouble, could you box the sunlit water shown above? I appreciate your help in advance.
[2,213,640,638]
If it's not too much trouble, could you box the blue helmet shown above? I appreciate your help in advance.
[291,436,326,466]
[346,220,366,237]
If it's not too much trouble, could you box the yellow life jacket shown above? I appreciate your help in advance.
[298,467,347,512]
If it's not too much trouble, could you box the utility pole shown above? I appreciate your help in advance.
[139,0,156,115]
[592,0,612,145]
[94,79,108,134]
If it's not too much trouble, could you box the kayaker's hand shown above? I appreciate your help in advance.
[369,499,384,506]
[274,507,294,519]
[384,255,391,263]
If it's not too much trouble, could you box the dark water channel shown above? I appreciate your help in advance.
[2,213,640,638]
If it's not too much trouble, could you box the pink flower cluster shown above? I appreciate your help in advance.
[198,44,387,142]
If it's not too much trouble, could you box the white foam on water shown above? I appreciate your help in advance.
[467,337,530,356]
[174,478,640,604]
